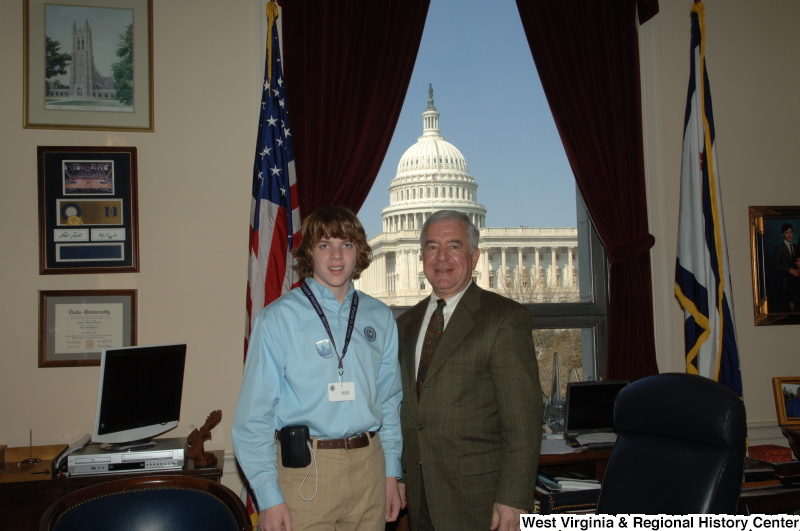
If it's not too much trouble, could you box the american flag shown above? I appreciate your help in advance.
[245,2,300,356]
[674,2,741,397]
[245,1,302,362]
[242,3,301,523]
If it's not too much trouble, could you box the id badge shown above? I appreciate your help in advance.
[316,339,333,359]
[328,381,356,402]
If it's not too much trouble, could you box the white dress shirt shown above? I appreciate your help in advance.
[413,281,472,375]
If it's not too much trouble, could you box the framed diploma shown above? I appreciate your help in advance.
[37,146,139,274]
[38,289,137,368]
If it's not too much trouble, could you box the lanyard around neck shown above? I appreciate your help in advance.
[301,281,359,377]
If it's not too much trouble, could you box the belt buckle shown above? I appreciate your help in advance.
[344,433,361,450]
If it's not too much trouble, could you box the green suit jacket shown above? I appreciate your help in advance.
[397,283,543,530]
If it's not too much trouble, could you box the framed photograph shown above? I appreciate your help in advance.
[749,206,800,326]
[38,146,139,274]
[773,377,800,427]
[39,289,137,368]
[24,0,154,131]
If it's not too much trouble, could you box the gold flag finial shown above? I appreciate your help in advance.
[266,1,279,86]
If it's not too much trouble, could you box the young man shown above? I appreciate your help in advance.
[233,206,403,531]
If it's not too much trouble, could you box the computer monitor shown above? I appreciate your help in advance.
[563,380,628,438]
[92,343,187,451]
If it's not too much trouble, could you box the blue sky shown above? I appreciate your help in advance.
[356,0,577,239]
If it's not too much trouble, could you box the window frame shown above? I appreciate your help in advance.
[524,191,608,381]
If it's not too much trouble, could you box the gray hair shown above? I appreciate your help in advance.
[420,210,480,252]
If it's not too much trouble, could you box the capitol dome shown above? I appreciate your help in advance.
[357,86,579,306]
[380,85,486,234]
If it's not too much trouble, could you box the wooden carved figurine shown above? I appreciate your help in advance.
[187,410,222,467]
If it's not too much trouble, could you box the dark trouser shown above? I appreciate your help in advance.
[417,470,435,531]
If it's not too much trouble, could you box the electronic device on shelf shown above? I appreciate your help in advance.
[563,380,628,440]
[67,437,186,476]
[92,343,187,452]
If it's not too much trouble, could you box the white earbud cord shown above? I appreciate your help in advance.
[298,440,318,501]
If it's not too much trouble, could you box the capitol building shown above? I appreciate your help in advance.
[356,86,579,307]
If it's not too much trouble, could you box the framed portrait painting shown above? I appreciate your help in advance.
[37,146,139,274]
[749,206,800,326]
[24,0,153,131]
[773,377,800,428]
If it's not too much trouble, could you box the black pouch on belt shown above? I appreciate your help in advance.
[280,425,311,468]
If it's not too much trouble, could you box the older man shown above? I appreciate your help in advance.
[397,210,542,531]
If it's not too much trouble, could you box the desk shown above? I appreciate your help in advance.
[738,487,800,514]
[541,448,800,514]
[0,450,224,531]
[539,447,613,482]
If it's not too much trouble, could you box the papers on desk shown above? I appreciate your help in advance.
[575,432,617,447]
[537,467,601,491]
[540,437,579,454]
[540,433,617,455]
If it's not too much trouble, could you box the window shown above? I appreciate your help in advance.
[527,194,608,382]
[356,0,609,387]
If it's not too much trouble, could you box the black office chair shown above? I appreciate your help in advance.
[596,372,746,515]
[40,475,252,531]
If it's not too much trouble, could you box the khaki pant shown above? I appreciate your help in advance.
[277,433,387,531]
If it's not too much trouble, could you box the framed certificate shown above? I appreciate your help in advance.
[37,146,139,274]
[38,289,137,368]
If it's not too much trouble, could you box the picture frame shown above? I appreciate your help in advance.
[749,206,800,326]
[37,146,139,274]
[38,289,137,368]
[773,377,800,428]
[24,0,154,132]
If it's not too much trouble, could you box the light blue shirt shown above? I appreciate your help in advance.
[232,278,402,510]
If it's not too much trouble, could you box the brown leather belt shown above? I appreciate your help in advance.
[275,430,375,450]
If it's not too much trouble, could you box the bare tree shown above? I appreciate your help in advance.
[533,329,582,406]
[499,267,579,304]
[493,269,583,413]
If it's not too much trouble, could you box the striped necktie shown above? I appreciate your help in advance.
[417,298,446,397]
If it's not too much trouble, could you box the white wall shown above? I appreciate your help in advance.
[0,0,265,491]
[1,0,798,495]
[644,1,800,444]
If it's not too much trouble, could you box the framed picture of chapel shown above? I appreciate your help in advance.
[749,206,800,326]
[24,0,154,131]
[37,146,139,274]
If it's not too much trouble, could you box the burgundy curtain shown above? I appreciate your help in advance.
[515,0,659,381]
[277,0,431,216]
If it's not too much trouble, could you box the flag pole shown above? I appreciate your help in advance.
[266,1,278,87]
